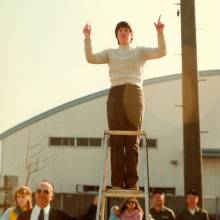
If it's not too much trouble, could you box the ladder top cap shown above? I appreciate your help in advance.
[104,130,146,136]
[104,189,145,198]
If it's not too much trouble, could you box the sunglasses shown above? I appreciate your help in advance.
[36,189,50,195]
[128,200,136,204]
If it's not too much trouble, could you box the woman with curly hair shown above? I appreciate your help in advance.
[1,186,32,220]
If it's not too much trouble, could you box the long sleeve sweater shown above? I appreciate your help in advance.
[84,34,166,88]
[120,210,143,220]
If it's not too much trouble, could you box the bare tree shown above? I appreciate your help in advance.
[24,129,52,185]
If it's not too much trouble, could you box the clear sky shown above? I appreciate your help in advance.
[0,0,219,134]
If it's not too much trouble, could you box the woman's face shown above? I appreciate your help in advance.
[126,199,136,210]
[16,193,30,210]
[117,27,133,45]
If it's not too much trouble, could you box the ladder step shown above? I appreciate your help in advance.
[104,189,145,198]
[105,130,146,136]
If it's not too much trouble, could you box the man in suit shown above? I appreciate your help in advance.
[17,180,97,220]
[177,189,209,220]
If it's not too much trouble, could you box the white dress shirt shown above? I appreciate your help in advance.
[30,204,51,220]
[188,208,196,215]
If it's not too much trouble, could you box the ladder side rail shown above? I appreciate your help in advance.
[96,133,109,220]
[142,133,150,219]
[101,142,110,220]
[100,194,106,220]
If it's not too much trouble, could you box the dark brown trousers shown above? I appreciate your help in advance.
[107,84,144,187]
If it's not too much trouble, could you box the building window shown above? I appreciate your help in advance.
[76,138,89,146]
[76,138,102,147]
[50,137,62,146]
[49,137,75,146]
[49,137,106,147]
[139,138,157,148]
[62,138,75,146]
[89,138,102,146]
[76,184,99,193]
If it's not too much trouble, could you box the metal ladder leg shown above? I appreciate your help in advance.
[96,132,109,220]
[142,132,150,220]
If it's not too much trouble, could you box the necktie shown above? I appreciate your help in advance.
[38,208,44,220]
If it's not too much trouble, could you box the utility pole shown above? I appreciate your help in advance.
[180,0,203,206]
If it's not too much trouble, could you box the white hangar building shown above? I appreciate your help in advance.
[0,69,219,197]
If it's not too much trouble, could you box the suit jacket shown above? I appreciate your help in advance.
[17,204,97,220]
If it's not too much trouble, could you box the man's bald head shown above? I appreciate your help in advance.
[35,180,54,208]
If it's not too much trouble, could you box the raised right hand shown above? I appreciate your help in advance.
[83,23,91,38]
[154,15,164,34]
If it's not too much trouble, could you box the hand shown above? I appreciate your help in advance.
[114,207,120,217]
[83,23,91,39]
[92,196,98,206]
[154,15,164,34]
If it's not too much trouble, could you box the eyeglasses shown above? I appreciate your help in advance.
[36,189,50,195]
[128,200,136,204]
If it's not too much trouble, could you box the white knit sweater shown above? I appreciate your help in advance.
[84,34,166,87]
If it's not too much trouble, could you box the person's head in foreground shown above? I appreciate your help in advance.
[120,197,143,214]
[15,186,32,211]
[34,180,54,208]
[152,189,165,209]
[115,21,133,46]
[186,189,199,209]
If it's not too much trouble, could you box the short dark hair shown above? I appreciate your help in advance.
[153,189,164,196]
[115,21,133,44]
[186,189,199,196]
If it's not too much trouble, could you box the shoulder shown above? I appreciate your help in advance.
[132,209,143,219]
[49,208,65,215]
[149,207,155,211]
[198,208,209,215]
[17,209,33,220]
[105,48,112,53]
[0,208,11,219]
[163,206,175,213]
[135,46,151,55]
[199,208,208,212]
[49,208,72,219]
[135,209,142,216]
[149,207,156,215]
[4,207,12,214]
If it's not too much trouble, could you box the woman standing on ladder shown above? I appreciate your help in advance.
[83,16,166,190]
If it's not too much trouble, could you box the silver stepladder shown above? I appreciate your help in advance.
[96,130,151,220]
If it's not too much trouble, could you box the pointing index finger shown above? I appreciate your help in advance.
[158,15,161,23]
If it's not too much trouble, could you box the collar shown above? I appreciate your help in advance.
[188,206,200,213]
[34,204,51,215]
[118,44,130,49]
[153,206,166,213]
